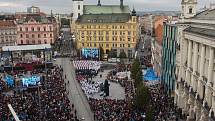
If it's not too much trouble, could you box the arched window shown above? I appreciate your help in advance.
[44,39,47,44]
[44,34,46,38]
[32,34,35,38]
[50,34,52,37]
[21,40,23,44]
[38,34,41,38]
[32,40,35,44]
[38,40,41,44]
[31,27,34,31]
[20,34,23,38]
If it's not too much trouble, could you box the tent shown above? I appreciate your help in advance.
[143,68,160,86]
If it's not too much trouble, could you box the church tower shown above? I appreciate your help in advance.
[181,0,197,18]
[72,0,84,21]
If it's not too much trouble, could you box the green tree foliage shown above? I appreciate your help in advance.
[145,107,154,121]
[108,49,117,58]
[134,84,150,110]
[61,18,70,25]
[130,59,141,79]
[99,47,104,61]
[119,50,127,59]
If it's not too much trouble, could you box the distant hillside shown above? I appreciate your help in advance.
[137,11,180,16]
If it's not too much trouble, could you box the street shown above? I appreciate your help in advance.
[55,58,94,121]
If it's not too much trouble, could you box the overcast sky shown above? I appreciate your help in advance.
[0,0,213,14]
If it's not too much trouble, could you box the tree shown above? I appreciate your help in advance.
[99,47,104,61]
[61,18,70,25]
[145,107,154,121]
[134,84,150,110]
[108,49,117,58]
[130,59,141,79]
[134,70,143,87]
[119,50,127,59]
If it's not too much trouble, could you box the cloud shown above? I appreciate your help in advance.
[0,0,212,13]
[0,2,23,7]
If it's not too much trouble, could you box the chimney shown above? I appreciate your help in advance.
[120,0,123,8]
[97,0,101,6]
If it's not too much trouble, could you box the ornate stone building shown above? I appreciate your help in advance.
[72,0,137,57]
[0,20,17,47]
[16,14,57,45]
[175,0,215,120]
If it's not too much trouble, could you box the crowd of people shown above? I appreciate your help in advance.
[148,85,177,121]
[0,66,77,121]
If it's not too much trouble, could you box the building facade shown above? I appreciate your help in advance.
[175,0,215,120]
[16,15,57,45]
[27,6,40,14]
[0,20,17,47]
[161,23,177,94]
[73,0,138,57]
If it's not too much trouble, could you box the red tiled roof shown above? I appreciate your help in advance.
[0,20,16,27]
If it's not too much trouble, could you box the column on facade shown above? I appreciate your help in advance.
[205,47,214,107]
[186,40,192,86]
[191,42,198,91]
[198,44,205,99]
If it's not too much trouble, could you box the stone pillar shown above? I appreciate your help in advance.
[198,44,205,99]
[186,40,192,86]
[205,47,214,107]
[191,42,198,91]
[194,102,201,121]
[199,109,209,121]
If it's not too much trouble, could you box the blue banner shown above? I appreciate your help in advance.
[4,75,14,87]
[22,76,40,87]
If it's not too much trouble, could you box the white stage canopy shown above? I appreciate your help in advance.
[2,44,51,52]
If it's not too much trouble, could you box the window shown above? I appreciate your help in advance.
[26,34,29,38]
[106,44,109,47]
[128,37,131,41]
[20,34,23,38]
[78,5,80,10]
[43,27,46,31]
[49,26,52,31]
[26,40,29,44]
[20,27,22,31]
[38,34,41,38]
[78,13,80,17]
[32,34,35,38]
[25,27,28,31]
[38,40,41,44]
[32,40,35,44]
[44,39,47,44]
[50,34,52,37]
[37,27,40,31]
[21,40,23,44]
[44,34,46,38]
[31,27,34,31]
[189,8,193,14]
[128,44,131,48]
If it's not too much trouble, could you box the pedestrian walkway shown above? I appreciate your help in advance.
[56,58,94,121]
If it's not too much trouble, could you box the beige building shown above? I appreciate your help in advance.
[72,0,138,57]
[175,0,215,120]
[0,20,17,47]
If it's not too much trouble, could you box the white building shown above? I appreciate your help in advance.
[175,0,215,120]
[27,6,40,14]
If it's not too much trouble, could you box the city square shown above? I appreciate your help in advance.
[0,0,215,121]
